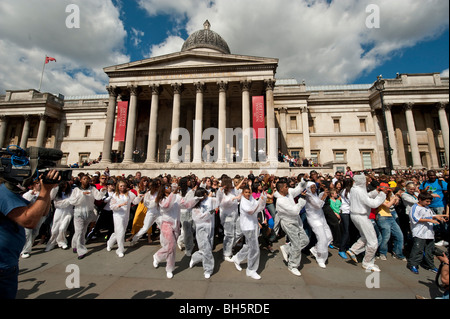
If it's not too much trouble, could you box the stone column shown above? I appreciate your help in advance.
[122,86,140,164]
[0,115,7,148]
[193,82,205,163]
[371,110,386,168]
[240,80,252,163]
[384,103,400,167]
[36,114,48,148]
[169,83,183,163]
[217,81,228,163]
[102,86,119,164]
[301,106,311,158]
[145,84,161,164]
[265,79,277,163]
[437,102,450,166]
[404,102,421,168]
[19,115,31,149]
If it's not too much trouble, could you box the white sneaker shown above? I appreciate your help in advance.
[224,256,233,262]
[246,271,261,280]
[166,272,173,279]
[117,252,124,258]
[288,267,301,276]
[106,246,112,252]
[280,244,289,262]
[185,249,192,257]
[231,255,242,271]
[189,258,195,268]
[380,254,387,261]
[21,253,30,259]
[204,273,211,279]
[318,262,326,269]
[153,255,159,268]
[362,263,381,272]
[61,244,68,250]
[310,247,318,259]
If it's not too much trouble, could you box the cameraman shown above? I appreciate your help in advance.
[0,170,59,299]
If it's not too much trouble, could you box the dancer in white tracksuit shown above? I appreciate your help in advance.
[107,180,141,257]
[304,182,333,268]
[274,179,309,276]
[130,180,161,245]
[153,184,200,279]
[177,177,196,256]
[216,176,244,262]
[347,174,386,272]
[20,181,50,258]
[189,188,219,278]
[45,182,74,251]
[232,186,267,280]
[69,175,107,259]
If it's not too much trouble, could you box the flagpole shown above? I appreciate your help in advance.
[38,56,47,92]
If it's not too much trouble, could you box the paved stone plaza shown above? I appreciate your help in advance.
[16,235,444,300]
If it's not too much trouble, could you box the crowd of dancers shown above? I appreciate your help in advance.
[20,168,449,282]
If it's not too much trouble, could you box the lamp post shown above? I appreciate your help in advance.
[375,75,394,174]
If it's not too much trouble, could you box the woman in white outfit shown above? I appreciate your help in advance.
[216,176,244,262]
[189,188,220,278]
[107,180,141,257]
[304,182,333,268]
[21,180,49,258]
[346,174,386,272]
[232,186,267,280]
[153,184,199,279]
[45,181,73,251]
[69,175,107,259]
[130,179,161,245]
[177,177,196,256]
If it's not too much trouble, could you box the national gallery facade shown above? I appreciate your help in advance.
[1,21,449,176]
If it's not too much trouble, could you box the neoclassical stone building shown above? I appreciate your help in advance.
[1,21,449,177]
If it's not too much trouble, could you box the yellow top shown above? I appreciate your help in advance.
[377,199,392,217]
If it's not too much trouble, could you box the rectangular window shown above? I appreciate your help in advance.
[291,151,300,159]
[333,119,340,133]
[311,151,319,165]
[290,116,297,130]
[335,151,345,162]
[79,153,90,164]
[439,151,447,167]
[360,118,367,132]
[64,125,71,137]
[84,125,91,138]
[362,152,373,169]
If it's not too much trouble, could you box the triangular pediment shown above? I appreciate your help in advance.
[104,51,278,75]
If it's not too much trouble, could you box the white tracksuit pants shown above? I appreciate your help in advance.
[71,209,96,257]
[132,209,159,243]
[107,211,129,256]
[235,228,260,275]
[45,210,73,250]
[280,219,310,269]
[350,214,378,267]
[190,221,215,275]
[221,210,243,258]
[21,216,46,255]
[177,209,195,253]
[308,215,333,264]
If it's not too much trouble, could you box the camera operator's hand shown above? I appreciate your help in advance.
[39,170,60,193]
[8,170,59,229]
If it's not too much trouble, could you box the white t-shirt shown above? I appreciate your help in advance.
[409,204,435,240]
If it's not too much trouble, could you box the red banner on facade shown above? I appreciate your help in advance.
[252,96,265,139]
[114,101,128,142]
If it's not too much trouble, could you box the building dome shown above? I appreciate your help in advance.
[181,20,231,54]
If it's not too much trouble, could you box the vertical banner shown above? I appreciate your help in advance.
[252,96,265,139]
[114,101,128,142]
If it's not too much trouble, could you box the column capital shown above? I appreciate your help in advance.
[128,85,141,96]
[300,105,308,113]
[106,85,119,97]
[240,80,252,92]
[194,81,205,93]
[436,101,449,110]
[150,84,162,95]
[279,106,288,113]
[23,114,31,121]
[0,114,7,121]
[384,103,393,111]
[38,113,48,121]
[264,79,276,91]
[171,83,184,94]
[403,102,414,111]
[217,81,228,92]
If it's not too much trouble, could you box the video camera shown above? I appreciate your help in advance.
[0,145,72,192]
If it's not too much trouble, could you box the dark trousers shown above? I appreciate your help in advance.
[0,265,18,299]
[339,214,351,252]
[407,237,435,269]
